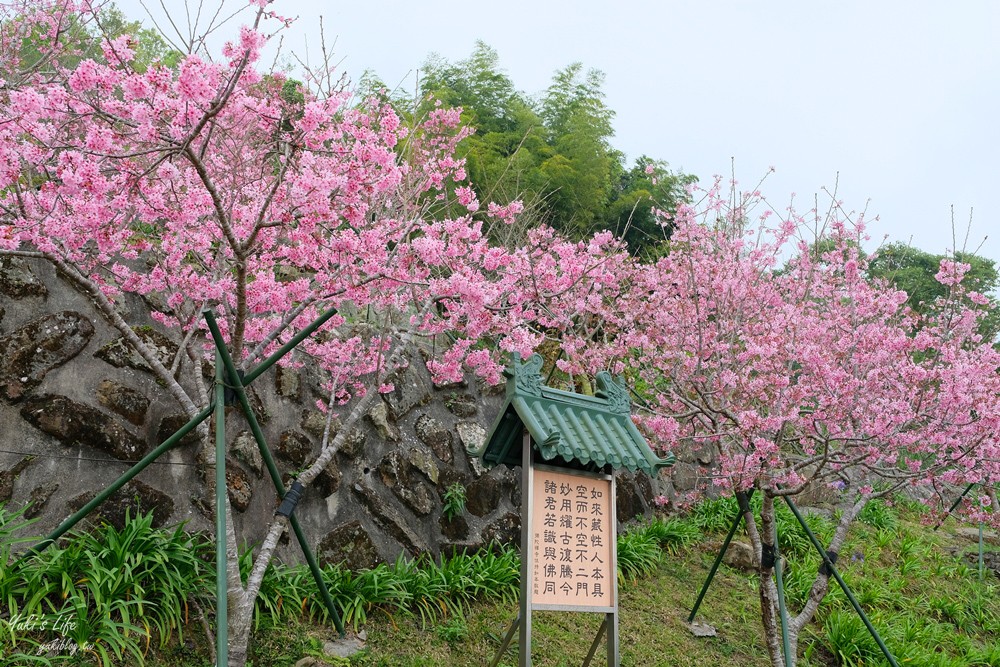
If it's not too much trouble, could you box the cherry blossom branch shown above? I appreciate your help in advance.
[244,306,430,605]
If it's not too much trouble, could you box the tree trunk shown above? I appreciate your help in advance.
[757,494,791,667]
[227,594,254,667]
[222,332,423,667]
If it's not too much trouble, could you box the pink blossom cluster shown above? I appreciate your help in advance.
[535,183,1000,524]
[1,0,997,527]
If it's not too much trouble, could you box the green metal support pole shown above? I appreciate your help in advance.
[772,531,792,667]
[19,304,340,564]
[784,498,899,667]
[934,483,977,530]
[241,306,340,386]
[688,490,753,623]
[688,510,742,623]
[204,310,345,638]
[289,519,345,636]
[979,523,985,581]
[19,404,213,563]
[214,348,229,667]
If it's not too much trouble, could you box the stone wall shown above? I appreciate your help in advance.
[0,257,671,568]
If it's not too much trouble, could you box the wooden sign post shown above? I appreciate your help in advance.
[518,432,618,666]
[474,353,675,667]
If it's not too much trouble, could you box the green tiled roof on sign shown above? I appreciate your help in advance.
[471,353,675,475]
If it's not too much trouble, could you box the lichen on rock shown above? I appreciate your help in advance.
[0,311,94,402]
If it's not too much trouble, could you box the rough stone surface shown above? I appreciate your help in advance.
[232,431,264,477]
[469,454,488,479]
[277,430,314,467]
[377,449,437,516]
[96,379,150,426]
[436,466,471,493]
[722,541,757,571]
[317,520,382,571]
[314,459,342,497]
[156,413,201,447]
[439,514,470,541]
[687,621,718,638]
[466,472,509,518]
[443,393,478,418]
[367,401,400,442]
[20,394,146,460]
[338,427,366,459]
[0,456,33,503]
[481,511,520,547]
[615,471,647,524]
[961,550,1000,579]
[94,326,178,374]
[407,447,440,485]
[24,483,59,519]
[955,526,1000,546]
[635,471,654,505]
[301,410,330,438]
[322,635,366,659]
[509,480,522,510]
[0,311,94,402]
[275,365,301,400]
[456,422,486,454]
[384,359,432,418]
[414,414,453,463]
[671,462,701,493]
[293,658,329,667]
[649,470,676,508]
[0,257,47,299]
[226,460,253,512]
[352,481,427,555]
[68,479,174,529]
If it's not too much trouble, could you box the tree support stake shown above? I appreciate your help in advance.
[771,529,792,667]
[581,617,608,667]
[214,347,229,667]
[688,490,753,623]
[204,309,345,638]
[489,615,520,667]
[783,498,899,667]
[935,483,977,530]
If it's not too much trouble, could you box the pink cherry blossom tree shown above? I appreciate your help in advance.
[4,3,998,665]
[0,1,639,662]
[541,177,1000,665]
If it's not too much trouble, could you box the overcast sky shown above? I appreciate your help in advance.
[119,0,1000,263]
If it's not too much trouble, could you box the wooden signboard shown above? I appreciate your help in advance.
[480,357,670,667]
[529,466,615,611]
[504,432,619,667]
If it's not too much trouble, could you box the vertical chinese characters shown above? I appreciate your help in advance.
[530,468,613,608]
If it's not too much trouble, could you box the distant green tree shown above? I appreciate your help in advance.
[412,44,693,254]
[92,5,180,70]
[868,243,1000,341]
[417,43,549,221]
[603,156,697,257]
[422,42,524,135]
[7,3,180,76]
[538,63,617,235]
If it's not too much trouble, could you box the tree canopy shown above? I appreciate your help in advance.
[868,242,1000,341]
[415,42,695,255]
[0,3,998,667]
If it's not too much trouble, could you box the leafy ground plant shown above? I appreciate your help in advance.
[5,495,999,666]
[441,484,467,522]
